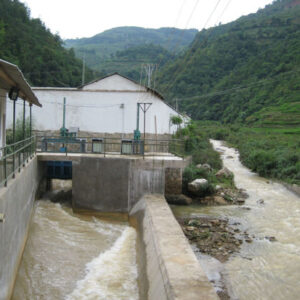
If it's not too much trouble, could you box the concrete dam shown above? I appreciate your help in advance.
[0,153,218,300]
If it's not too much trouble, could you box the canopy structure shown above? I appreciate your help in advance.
[0,59,41,107]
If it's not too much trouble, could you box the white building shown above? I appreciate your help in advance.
[7,73,184,137]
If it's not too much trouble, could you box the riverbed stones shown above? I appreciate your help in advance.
[178,216,244,263]
[265,236,277,242]
[214,196,228,205]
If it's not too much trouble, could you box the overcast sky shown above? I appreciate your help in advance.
[20,0,273,39]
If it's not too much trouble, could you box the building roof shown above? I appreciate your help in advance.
[79,72,186,116]
[0,59,41,107]
[79,72,165,100]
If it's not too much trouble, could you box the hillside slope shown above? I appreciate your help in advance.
[64,27,197,75]
[157,0,300,126]
[0,0,97,87]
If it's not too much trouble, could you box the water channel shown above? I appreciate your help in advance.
[172,140,300,300]
[12,182,139,300]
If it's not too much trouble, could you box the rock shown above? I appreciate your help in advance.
[196,163,212,172]
[257,199,265,205]
[188,179,209,195]
[214,196,228,205]
[211,219,220,226]
[216,167,233,178]
[240,206,251,211]
[236,198,246,204]
[186,226,196,231]
[215,185,222,191]
[227,156,234,159]
[265,236,277,242]
[165,194,192,205]
[202,163,212,171]
[188,219,200,226]
[245,238,253,243]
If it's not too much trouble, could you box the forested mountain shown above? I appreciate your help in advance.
[157,0,300,126]
[64,27,197,77]
[96,44,175,82]
[0,0,97,87]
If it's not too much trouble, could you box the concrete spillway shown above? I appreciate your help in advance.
[0,154,217,300]
[12,200,138,299]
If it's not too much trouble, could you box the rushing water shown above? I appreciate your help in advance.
[12,190,139,300]
[172,140,300,300]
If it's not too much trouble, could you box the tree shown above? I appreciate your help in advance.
[170,115,183,131]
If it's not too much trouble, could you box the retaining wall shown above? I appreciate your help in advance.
[72,156,188,214]
[0,156,43,300]
[130,194,218,300]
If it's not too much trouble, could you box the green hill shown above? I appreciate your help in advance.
[0,0,97,87]
[157,0,300,126]
[64,27,198,77]
[96,43,175,82]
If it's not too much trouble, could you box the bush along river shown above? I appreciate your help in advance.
[171,139,300,300]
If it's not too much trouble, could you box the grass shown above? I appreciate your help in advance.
[173,122,235,196]
[198,122,300,185]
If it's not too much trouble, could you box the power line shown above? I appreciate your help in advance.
[171,68,300,102]
[161,0,225,96]
[202,0,223,29]
[216,0,232,23]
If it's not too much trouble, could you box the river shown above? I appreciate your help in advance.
[12,185,139,300]
[172,139,300,300]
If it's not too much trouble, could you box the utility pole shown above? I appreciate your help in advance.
[82,52,86,86]
[144,64,156,88]
[175,98,178,111]
[139,102,152,140]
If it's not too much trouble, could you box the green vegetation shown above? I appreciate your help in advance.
[64,27,198,78]
[0,0,98,87]
[96,44,175,82]
[201,122,300,185]
[157,0,300,126]
[173,122,234,195]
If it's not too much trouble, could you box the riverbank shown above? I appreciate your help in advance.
[205,124,300,187]
[172,139,300,300]
[177,215,253,300]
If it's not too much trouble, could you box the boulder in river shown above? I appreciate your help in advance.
[188,179,209,195]
[165,194,192,205]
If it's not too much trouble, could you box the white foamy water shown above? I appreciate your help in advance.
[12,199,139,300]
[66,227,138,300]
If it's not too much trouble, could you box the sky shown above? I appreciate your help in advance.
[19,0,274,39]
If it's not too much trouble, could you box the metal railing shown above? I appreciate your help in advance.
[0,135,184,188]
[35,135,185,158]
[0,136,36,187]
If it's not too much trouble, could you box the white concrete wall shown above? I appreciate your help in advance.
[130,194,218,300]
[0,157,42,300]
[0,89,6,148]
[6,75,181,135]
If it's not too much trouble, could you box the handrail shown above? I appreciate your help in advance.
[0,134,185,189]
[35,135,185,158]
[0,136,36,188]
